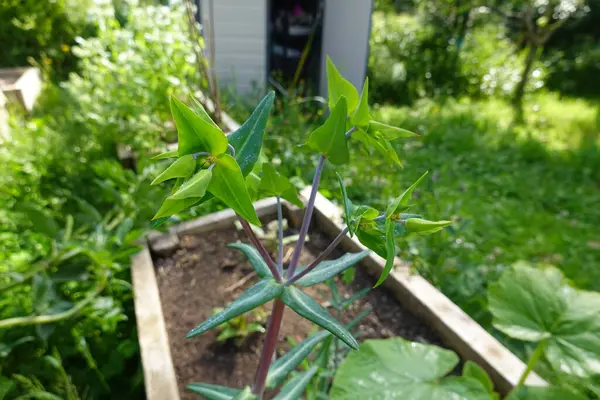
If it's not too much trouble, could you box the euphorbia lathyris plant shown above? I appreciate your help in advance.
[150,57,451,399]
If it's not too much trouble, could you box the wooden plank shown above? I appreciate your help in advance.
[131,247,180,400]
[298,187,546,394]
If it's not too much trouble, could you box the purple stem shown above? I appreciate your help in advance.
[286,155,326,278]
[238,217,282,282]
[276,196,284,273]
[252,299,285,397]
[288,227,349,285]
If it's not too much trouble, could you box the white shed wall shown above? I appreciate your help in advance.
[201,0,267,94]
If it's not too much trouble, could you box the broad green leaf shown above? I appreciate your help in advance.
[187,382,241,400]
[331,338,493,400]
[151,155,195,185]
[349,204,379,235]
[353,128,401,167]
[326,56,359,112]
[273,367,318,400]
[169,169,212,200]
[282,286,358,349]
[246,172,261,202]
[281,186,303,207]
[259,164,291,196]
[208,154,261,226]
[171,96,228,156]
[294,251,370,287]
[351,78,370,127]
[232,386,257,400]
[374,219,396,288]
[462,361,495,394]
[152,196,200,220]
[505,386,586,400]
[16,203,58,237]
[266,331,330,388]
[151,149,178,160]
[355,221,387,259]
[306,96,349,165]
[186,279,283,338]
[227,243,273,279]
[0,375,15,399]
[228,91,275,176]
[369,121,418,140]
[385,171,428,218]
[489,264,600,377]
[191,97,220,129]
[336,173,353,236]
[405,218,452,235]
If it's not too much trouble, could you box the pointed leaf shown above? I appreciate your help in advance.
[282,286,358,349]
[170,169,212,200]
[463,361,495,393]
[385,171,429,218]
[171,96,228,156]
[273,367,318,400]
[228,92,275,176]
[326,56,359,112]
[232,386,257,400]
[488,264,600,377]
[336,173,353,236]
[505,386,586,400]
[405,218,452,235]
[355,221,387,259]
[246,172,261,202]
[369,121,418,140]
[151,155,196,185]
[351,78,370,127]
[151,149,179,160]
[191,97,220,129]
[331,338,493,400]
[187,382,241,400]
[353,128,401,167]
[186,279,283,338]
[267,331,330,388]
[281,186,303,207]
[259,164,291,196]
[295,251,370,287]
[16,203,58,237]
[152,196,201,220]
[306,97,349,165]
[208,154,261,226]
[374,219,396,288]
[227,243,273,279]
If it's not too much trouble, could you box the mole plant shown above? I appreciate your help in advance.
[150,57,452,399]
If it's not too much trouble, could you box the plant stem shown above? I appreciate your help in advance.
[238,217,282,281]
[288,227,349,285]
[276,196,284,274]
[517,340,546,386]
[252,299,285,397]
[345,126,357,138]
[287,155,326,278]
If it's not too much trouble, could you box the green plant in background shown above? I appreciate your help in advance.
[213,306,268,347]
[150,57,451,399]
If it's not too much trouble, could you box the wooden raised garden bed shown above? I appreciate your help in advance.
[132,192,546,399]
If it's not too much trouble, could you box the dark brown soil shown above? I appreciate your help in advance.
[154,222,445,400]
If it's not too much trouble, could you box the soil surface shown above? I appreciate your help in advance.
[154,222,445,399]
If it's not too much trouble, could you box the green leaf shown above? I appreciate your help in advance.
[351,78,370,127]
[281,186,303,207]
[294,251,370,287]
[369,121,419,140]
[488,263,600,377]
[228,92,275,176]
[405,218,453,235]
[187,382,241,400]
[191,98,220,129]
[306,96,349,165]
[227,243,273,279]
[374,219,396,288]
[336,173,353,236]
[152,197,200,220]
[463,361,495,394]
[171,96,228,156]
[282,286,358,349]
[259,164,291,196]
[385,171,428,218]
[151,149,179,160]
[232,386,257,400]
[0,375,15,399]
[266,331,330,388]
[246,172,261,202]
[217,327,238,342]
[151,155,196,185]
[16,203,58,237]
[353,128,402,167]
[331,338,493,400]
[326,56,359,112]
[208,154,261,226]
[186,279,283,338]
[169,169,213,200]
[505,386,586,400]
[355,221,387,259]
[273,367,318,400]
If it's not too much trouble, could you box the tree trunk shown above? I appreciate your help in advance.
[513,43,538,122]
